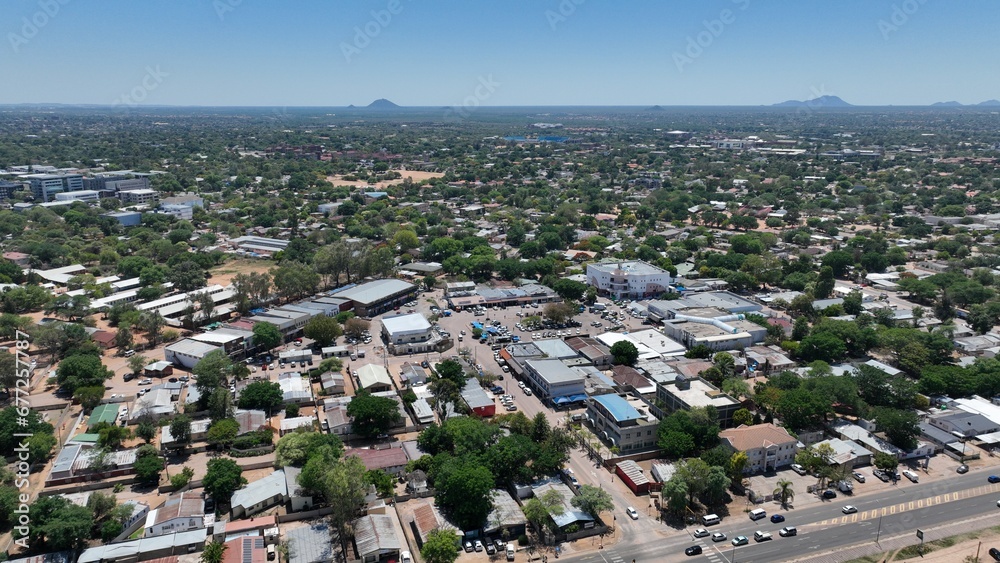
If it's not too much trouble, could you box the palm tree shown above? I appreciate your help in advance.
[773,479,795,509]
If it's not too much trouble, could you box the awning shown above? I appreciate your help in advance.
[553,394,588,405]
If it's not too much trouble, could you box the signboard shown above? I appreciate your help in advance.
[583,522,595,529]
[916,529,924,540]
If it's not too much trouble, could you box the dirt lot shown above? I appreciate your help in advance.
[325,169,444,190]
[208,258,273,287]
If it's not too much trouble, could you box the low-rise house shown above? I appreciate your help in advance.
[353,514,401,563]
[719,423,801,474]
[356,364,393,393]
[320,371,346,395]
[287,521,335,563]
[144,491,207,537]
[230,470,288,519]
[222,536,268,563]
[346,447,409,476]
[461,377,496,417]
[78,529,208,563]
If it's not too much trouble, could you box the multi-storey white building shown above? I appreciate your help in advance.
[719,423,800,474]
[27,173,84,201]
[586,260,672,300]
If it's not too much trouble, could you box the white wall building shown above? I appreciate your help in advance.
[586,261,672,300]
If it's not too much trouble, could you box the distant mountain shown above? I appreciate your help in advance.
[646,105,665,111]
[367,98,400,109]
[772,95,852,108]
[931,101,964,107]
[978,99,1000,106]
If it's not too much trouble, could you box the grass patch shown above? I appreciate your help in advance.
[842,556,881,563]
[894,525,1000,560]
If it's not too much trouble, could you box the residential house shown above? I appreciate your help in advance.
[144,492,207,537]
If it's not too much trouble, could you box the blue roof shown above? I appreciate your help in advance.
[593,394,643,423]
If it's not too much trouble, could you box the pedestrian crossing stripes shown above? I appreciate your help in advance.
[810,482,1000,527]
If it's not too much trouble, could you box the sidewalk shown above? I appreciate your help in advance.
[787,512,999,563]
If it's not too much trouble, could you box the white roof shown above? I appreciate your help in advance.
[231,470,288,511]
[381,313,431,335]
[357,364,393,389]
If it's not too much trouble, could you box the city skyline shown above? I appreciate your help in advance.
[1,0,998,107]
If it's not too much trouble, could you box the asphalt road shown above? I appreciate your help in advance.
[562,471,1000,563]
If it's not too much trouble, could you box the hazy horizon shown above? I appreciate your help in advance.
[2,0,997,107]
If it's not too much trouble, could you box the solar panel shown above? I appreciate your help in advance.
[243,538,253,563]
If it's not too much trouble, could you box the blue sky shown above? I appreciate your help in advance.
[1,0,997,106]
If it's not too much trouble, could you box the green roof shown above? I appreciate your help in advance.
[88,403,120,428]
[70,433,100,443]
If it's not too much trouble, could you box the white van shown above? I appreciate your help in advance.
[749,508,767,521]
[702,514,721,526]
[902,470,919,483]
[506,545,515,561]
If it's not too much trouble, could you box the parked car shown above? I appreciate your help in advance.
[822,490,837,499]
[958,464,969,474]
[852,471,866,483]
[474,540,483,552]
[873,469,890,482]
[464,541,474,553]
[791,463,808,475]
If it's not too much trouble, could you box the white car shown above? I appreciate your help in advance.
[842,505,858,514]
[711,532,727,542]
[626,506,639,520]
[400,551,412,563]
[692,528,710,538]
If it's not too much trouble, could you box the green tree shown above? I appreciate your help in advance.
[97,423,132,449]
[171,466,195,489]
[169,415,192,446]
[323,455,370,560]
[56,353,113,394]
[252,321,283,352]
[275,430,343,467]
[732,408,753,427]
[200,541,228,563]
[134,454,164,485]
[421,528,460,563]
[434,457,495,531]
[523,489,565,534]
[661,477,689,516]
[610,340,639,366]
[237,381,285,414]
[773,479,795,509]
[206,418,240,449]
[303,315,343,347]
[136,419,157,443]
[347,391,402,438]
[203,458,247,505]
[874,451,899,475]
[570,484,614,517]
[194,349,234,396]
[363,469,396,497]
[127,353,148,375]
[874,407,920,451]
[74,385,106,412]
